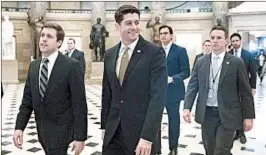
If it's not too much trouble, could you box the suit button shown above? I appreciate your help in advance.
[120,100,124,103]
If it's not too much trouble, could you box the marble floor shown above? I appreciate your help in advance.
[1,79,266,155]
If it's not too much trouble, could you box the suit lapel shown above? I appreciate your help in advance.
[43,52,63,101]
[34,58,42,104]
[203,54,211,92]
[122,36,145,85]
[218,53,231,87]
[71,50,77,58]
[109,43,121,89]
[167,44,174,62]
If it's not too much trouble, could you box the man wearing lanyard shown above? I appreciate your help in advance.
[183,25,255,155]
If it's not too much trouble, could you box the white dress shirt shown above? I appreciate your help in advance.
[39,51,59,85]
[116,37,139,77]
[206,51,226,107]
[68,49,75,57]
[162,41,173,58]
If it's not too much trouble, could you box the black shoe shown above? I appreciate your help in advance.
[240,135,247,144]
[168,149,178,155]
[155,150,161,155]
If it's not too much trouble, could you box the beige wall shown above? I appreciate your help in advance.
[50,2,81,9]
[2,11,213,81]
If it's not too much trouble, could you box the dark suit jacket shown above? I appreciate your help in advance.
[69,49,86,74]
[229,48,257,89]
[184,53,255,130]
[192,53,204,71]
[15,52,88,149]
[167,43,190,102]
[101,36,167,153]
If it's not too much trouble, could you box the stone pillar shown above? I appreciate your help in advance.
[151,1,166,23]
[91,2,106,24]
[212,2,229,30]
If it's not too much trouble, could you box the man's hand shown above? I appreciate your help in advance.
[183,109,192,123]
[135,139,152,155]
[252,89,256,96]
[13,130,23,149]
[71,141,85,155]
[243,119,253,132]
[168,77,173,84]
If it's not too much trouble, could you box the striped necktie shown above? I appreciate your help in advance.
[39,58,49,101]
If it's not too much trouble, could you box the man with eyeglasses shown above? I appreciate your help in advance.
[156,25,190,155]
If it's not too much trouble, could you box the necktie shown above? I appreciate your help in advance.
[119,47,130,86]
[212,56,220,79]
[39,58,49,101]
[234,49,238,57]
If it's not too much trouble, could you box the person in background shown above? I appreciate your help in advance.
[192,40,212,70]
[257,49,266,83]
[229,33,257,143]
[66,38,86,75]
[156,25,190,155]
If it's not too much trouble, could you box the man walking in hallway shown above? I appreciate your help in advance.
[101,5,167,155]
[183,25,255,155]
[229,32,257,144]
[13,23,88,155]
[157,25,190,155]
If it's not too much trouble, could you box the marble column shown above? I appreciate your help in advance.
[91,2,106,25]
[212,2,229,30]
[151,1,166,23]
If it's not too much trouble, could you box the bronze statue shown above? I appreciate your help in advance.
[146,16,163,46]
[217,18,222,26]
[90,17,109,62]
[27,10,44,59]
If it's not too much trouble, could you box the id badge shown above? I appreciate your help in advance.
[208,88,214,98]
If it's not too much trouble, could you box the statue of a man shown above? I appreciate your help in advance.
[2,16,14,59]
[27,10,45,60]
[146,16,163,46]
[90,17,109,62]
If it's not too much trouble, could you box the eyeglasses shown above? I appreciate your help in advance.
[160,32,169,35]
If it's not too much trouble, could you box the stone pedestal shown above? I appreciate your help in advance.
[212,2,229,29]
[88,62,104,84]
[2,60,19,84]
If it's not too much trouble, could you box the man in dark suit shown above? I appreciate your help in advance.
[101,5,167,155]
[183,25,255,155]
[229,32,257,143]
[13,23,88,155]
[67,38,86,74]
[192,40,212,70]
[157,25,190,155]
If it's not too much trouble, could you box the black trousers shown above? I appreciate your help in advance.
[43,146,68,155]
[202,106,235,155]
[102,123,133,155]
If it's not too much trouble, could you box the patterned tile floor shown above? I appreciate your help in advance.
[1,78,266,155]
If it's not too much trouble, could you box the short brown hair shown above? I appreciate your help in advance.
[114,5,140,24]
[41,23,65,48]
[209,25,228,39]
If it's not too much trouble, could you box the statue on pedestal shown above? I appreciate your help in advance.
[90,17,109,62]
[146,16,163,46]
[2,16,15,59]
[27,10,45,59]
